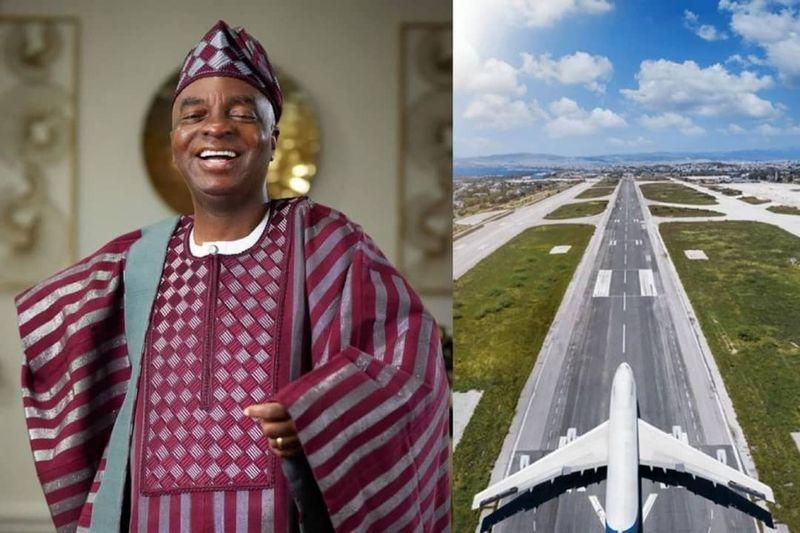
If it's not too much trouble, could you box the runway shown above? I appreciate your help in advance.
[489,178,758,532]
[453,181,594,280]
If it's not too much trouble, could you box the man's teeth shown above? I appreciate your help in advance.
[199,150,237,159]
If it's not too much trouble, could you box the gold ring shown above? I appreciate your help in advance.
[276,437,283,450]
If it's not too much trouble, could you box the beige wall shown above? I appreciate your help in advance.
[0,1,450,528]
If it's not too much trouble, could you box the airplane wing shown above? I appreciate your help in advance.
[471,421,609,510]
[637,419,774,502]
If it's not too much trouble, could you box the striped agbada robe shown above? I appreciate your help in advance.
[15,197,451,532]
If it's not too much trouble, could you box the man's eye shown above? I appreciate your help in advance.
[182,113,203,121]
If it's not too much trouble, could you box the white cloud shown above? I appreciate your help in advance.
[608,136,653,148]
[726,123,747,134]
[683,10,728,40]
[460,136,501,153]
[545,97,626,137]
[621,59,777,118]
[755,122,800,136]
[454,36,526,96]
[755,123,782,136]
[697,24,728,41]
[640,112,706,136]
[521,51,613,92]
[505,0,613,27]
[720,0,800,80]
[463,94,547,130]
[725,53,769,67]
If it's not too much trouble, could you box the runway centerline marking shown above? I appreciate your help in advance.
[622,323,626,354]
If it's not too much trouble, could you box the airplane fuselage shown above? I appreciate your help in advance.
[604,363,640,533]
[472,362,774,532]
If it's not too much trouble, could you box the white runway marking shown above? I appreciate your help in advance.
[791,432,800,454]
[519,454,530,470]
[643,494,658,522]
[639,269,657,297]
[452,390,483,449]
[684,249,709,260]
[716,448,728,465]
[550,245,572,255]
[623,292,627,311]
[593,270,612,297]
[622,323,626,354]
[588,495,606,525]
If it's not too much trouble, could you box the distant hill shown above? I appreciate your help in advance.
[454,148,800,176]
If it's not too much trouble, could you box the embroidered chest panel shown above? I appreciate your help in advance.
[140,206,290,494]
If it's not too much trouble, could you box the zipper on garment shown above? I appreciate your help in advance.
[200,245,220,410]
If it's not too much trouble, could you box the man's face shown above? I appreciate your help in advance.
[170,76,277,206]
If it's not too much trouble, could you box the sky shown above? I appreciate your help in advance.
[454,0,800,157]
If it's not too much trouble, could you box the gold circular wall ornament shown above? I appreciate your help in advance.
[142,68,320,214]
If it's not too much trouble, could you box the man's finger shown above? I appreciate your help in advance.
[268,436,302,459]
[243,402,289,421]
[270,446,302,459]
[269,435,300,450]
[258,419,296,439]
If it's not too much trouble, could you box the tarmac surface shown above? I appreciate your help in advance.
[485,178,759,532]
[655,180,800,239]
[453,181,596,280]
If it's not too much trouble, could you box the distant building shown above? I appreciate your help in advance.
[683,175,730,182]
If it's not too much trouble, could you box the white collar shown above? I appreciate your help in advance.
[189,207,270,257]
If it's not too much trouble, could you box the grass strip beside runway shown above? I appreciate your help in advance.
[661,221,800,530]
[640,182,718,205]
[576,186,616,199]
[453,224,594,532]
[649,205,725,217]
[739,196,771,205]
[767,205,800,215]
[709,185,743,196]
[591,179,619,189]
[544,200,608,219]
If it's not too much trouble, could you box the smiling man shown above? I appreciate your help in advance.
[15,20,450,533]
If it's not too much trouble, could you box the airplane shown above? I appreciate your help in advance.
[472,363,774,533]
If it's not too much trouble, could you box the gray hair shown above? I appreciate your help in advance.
[263,101,277,134]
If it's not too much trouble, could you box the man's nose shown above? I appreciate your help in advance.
[202,113,234,137]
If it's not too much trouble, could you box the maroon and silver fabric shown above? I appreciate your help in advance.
[173,19,283,122]
[15,197,451,532]
[127,208,290,532]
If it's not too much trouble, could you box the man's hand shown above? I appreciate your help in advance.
[243,402,303,459]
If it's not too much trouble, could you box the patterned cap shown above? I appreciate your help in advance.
[173,20,283,123]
